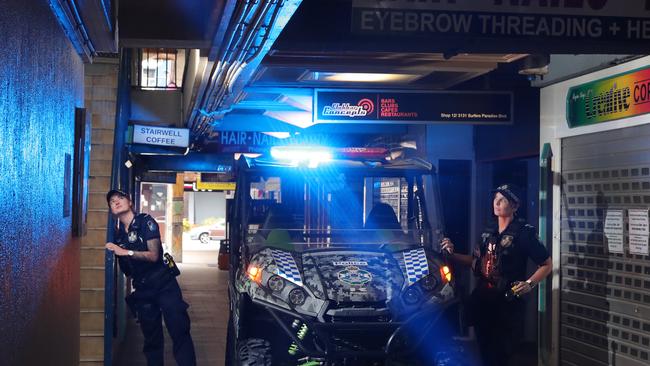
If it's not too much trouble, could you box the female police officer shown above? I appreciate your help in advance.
[441,184,552,366]
[105,189,196,366]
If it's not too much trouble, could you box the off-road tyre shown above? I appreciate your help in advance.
[236,338,272,366]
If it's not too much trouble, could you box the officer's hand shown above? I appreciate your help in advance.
[105,242,128,256]
[441,238,454,254]
[512,281,533,296]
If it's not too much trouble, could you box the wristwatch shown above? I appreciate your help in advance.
[526,279,536,288]
[127,250,134,257]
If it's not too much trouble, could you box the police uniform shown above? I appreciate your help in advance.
[466,219,549,366]
[114,213,196,366]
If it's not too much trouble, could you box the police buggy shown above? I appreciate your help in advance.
[222,145,465,366]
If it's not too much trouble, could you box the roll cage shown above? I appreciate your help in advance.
[226,156,446,279]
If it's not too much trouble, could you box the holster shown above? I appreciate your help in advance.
[134,265,174,291]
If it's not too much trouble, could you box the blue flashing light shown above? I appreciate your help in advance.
[270,146,333,168]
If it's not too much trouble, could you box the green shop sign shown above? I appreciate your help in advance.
[567,66,650,128]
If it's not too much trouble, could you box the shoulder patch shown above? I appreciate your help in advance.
[147,220,157,232]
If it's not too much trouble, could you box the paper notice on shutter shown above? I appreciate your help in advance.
[605,234,624,254]
[604,209,624,235]
[604,210,625,253]
[628,209,649,236]
[629,235,649,255]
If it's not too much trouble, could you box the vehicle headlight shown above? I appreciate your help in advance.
[403,286,421,305]
[267,275,285,293]
[288,288,307,306]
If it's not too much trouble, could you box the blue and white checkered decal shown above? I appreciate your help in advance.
[403,248,430,285]
[270,249,303,286]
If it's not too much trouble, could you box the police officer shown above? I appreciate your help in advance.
[441,184,552,366]
[105,189,196,366]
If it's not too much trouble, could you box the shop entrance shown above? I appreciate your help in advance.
[138,178,231,265]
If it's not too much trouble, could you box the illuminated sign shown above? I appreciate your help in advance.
[314,89,512,124]
[202,131,339,153]
[351,0,650,52]
[196,173,236,191]
[566,65,650,128]
[133,124,189,148]
[195,181,236,191]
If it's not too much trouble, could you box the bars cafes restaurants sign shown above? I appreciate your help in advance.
[314,89,513,124]
[566,65,650,128]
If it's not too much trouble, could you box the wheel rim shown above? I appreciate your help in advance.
[199,233,208,243]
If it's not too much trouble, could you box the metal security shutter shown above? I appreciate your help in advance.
[561,124,650,366]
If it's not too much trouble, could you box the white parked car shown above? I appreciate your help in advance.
[188,221,226,244]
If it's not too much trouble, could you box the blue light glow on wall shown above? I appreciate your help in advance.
[0,0,84,364]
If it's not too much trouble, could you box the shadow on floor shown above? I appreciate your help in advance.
[114,262,229,366]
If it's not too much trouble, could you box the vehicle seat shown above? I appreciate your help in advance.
[261,204,301,250]
[365,203,408,248]
[365,202,402,231]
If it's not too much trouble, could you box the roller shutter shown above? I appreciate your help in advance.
[561,124,650,366]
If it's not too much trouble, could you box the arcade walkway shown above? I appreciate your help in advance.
[114,250,228,366]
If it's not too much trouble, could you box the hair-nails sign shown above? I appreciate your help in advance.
[566,66,650,128]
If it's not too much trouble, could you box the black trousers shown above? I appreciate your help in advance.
[467,285,524,366]
[132,279,196,366]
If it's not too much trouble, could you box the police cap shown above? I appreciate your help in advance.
[106,189,131,204]
[492,183,522,206]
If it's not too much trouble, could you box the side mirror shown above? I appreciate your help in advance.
[218,239,230,271]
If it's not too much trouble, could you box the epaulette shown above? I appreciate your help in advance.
[131,213,149,229]
[522,223,536,230]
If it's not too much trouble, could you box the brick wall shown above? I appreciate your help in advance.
[79,59,119,365]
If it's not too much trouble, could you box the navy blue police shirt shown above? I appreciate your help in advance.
[114,213,165,283]
[473,219,549,290]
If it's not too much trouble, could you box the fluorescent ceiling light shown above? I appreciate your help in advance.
[303,72,420,83]
[234,153,262,160]
[270,146,332,168]
[262,132,291,139]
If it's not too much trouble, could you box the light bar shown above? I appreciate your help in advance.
[337,147,388,160]
[270,146,332,168]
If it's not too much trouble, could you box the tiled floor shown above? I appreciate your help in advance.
[114,250,228,365]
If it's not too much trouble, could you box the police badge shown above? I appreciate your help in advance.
[500,235,513,248]
[128,231,138,243]
[337,266,373,286]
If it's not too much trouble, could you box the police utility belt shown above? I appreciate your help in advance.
[133,253,181,290]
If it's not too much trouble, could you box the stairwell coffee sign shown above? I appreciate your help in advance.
[566,65,650,128]
[352,0,650,44]
[133,124,189,148]
[314,89,513,124]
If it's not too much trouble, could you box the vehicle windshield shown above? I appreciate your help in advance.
[241,164,442,253]
[247,228,428,253]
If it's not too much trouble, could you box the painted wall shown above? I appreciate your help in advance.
[193,191,226,224]
[0,1,84,365]
[426,124,475,162]
[131,89,183,125]
[475,87,541,162]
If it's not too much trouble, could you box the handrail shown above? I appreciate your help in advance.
[104,48,132,366]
